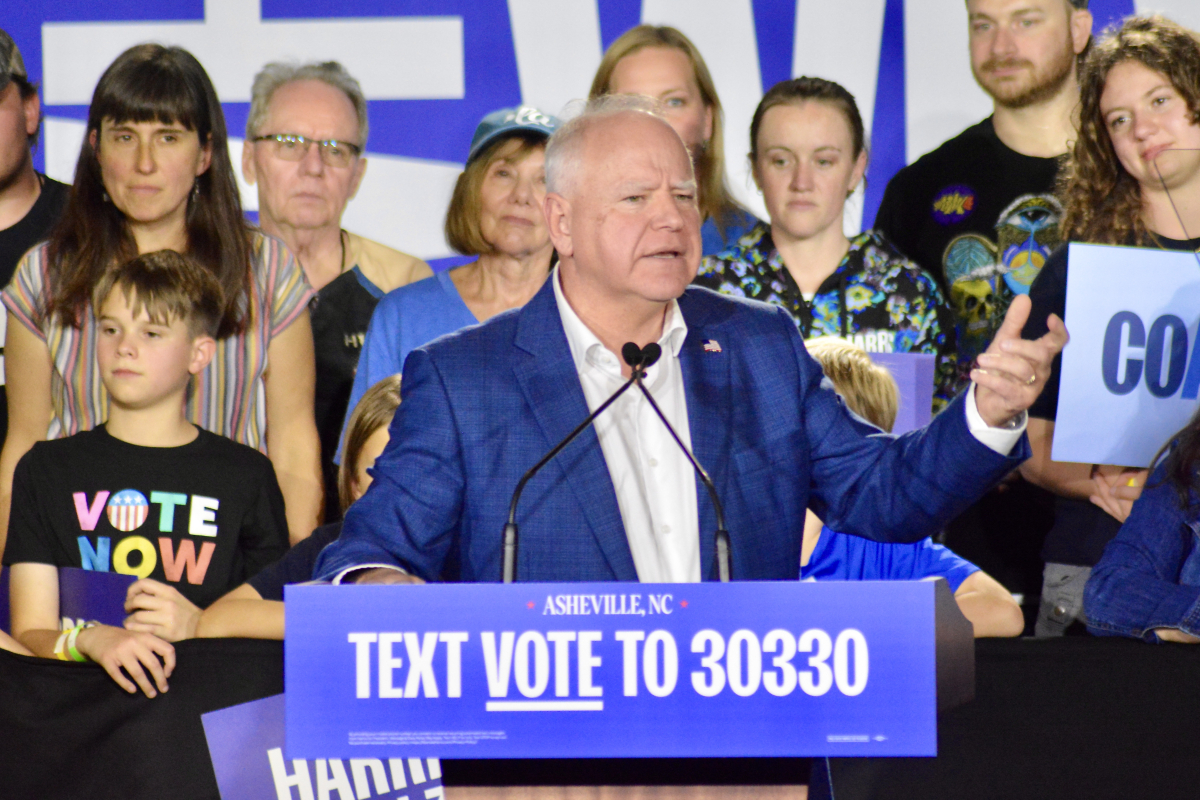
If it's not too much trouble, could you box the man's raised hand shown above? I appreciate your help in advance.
[972,294,1069,428]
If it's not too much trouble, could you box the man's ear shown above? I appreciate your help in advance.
[347,157,367,202]
[189,336,217,375]
[21,92,39,139]
[241,139,257,185]
[1070,9,1093,55]
[543,192,574,257]
[88,128,98,154]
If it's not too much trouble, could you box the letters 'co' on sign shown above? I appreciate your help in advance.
[1055,243,1200,467]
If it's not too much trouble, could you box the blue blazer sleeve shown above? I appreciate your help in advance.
[784,305,1029,544]
[1084,463,1200,642]
[316,346,466,581]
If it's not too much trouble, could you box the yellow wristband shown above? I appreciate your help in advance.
[66,623,89,663]
[53,630,70,661]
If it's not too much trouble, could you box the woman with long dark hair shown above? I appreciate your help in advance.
[1022,15,1200,638]
[0,44,321,548]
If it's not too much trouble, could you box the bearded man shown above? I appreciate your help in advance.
[873,0,1095,637]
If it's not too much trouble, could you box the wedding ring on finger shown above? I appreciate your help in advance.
[1026,373,1036,386]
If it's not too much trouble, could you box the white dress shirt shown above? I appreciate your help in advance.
[552,270,700,583]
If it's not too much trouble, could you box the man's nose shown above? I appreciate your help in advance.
[991,23,1018,57]
[300,141,325,175]
[651,190,685,229]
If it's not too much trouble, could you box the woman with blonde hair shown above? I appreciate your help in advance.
[1022,14,1200,636]
[589,24,757,255]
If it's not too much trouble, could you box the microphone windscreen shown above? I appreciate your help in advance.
[621,342,644,368]
[641,343,663,367]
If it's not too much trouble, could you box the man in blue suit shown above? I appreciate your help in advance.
[315,97,1067,585]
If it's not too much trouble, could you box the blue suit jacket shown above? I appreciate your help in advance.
[316,280,1029,583]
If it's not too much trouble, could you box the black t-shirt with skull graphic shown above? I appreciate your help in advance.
[874,116,1064,382]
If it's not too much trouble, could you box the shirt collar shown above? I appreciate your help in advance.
[551,267,688,376]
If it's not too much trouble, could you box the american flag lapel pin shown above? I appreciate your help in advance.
[702,339,722,353]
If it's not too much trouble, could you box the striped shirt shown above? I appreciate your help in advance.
[2,234,314,452]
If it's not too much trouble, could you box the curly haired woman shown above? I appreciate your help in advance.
[1021,14,1200,636]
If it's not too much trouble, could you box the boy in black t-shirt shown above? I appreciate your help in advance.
[5,251,288,696]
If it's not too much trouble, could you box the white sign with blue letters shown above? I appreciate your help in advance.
[285,581,940,759]
[1054,243,1200,467]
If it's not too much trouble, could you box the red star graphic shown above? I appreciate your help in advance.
[679,600,688,608]
[527,601,535,609]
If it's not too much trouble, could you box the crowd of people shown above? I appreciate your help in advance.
[0,0,1196,704]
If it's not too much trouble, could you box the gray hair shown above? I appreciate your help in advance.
[246,60,369,145]
[544,94,674,195]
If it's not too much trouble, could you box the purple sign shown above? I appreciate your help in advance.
[868,352,935,435]
[202,694,443,800]
[58,567,136,628]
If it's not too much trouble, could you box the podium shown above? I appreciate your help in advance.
[284,579,973,763]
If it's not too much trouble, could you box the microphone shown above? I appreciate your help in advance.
[622,344,732,582]
[501,344,653,582]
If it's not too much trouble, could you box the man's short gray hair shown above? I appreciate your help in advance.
[544,95,673,195]
[246,60,369,145]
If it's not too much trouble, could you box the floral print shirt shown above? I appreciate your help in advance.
[695,222,958,410]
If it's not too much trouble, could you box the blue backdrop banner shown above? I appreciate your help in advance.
[285,581,940,759]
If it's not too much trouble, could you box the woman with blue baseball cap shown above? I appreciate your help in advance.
[339,106,558,441]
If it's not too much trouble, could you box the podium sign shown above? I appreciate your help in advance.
[287,581,966,759]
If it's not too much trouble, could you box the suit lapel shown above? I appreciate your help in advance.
[678,292,734,581]
[512,282,638,581]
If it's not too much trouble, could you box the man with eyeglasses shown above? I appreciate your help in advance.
[243,61,431,521]
[0,29,69,452]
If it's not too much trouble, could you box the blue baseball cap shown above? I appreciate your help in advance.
[467,106,559,164]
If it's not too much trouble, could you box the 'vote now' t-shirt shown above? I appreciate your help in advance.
[4,426,289,608]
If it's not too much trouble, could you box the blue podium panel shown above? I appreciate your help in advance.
[286,581,941,759]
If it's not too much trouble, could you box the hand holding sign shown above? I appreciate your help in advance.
[973,295,1069,428]
[1089,466,1148,523]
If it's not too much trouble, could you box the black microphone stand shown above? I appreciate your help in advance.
[501,346,652,583]
[625,343,732,582]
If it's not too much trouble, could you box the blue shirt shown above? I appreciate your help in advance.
[339,271,477,457]
[701,208,758,257]
[802,525,979,591]
[1085,458,1200,643]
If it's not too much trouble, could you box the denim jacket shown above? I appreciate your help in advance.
[1084,460,1200,643]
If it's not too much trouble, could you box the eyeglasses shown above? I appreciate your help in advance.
[252,134,362,168]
